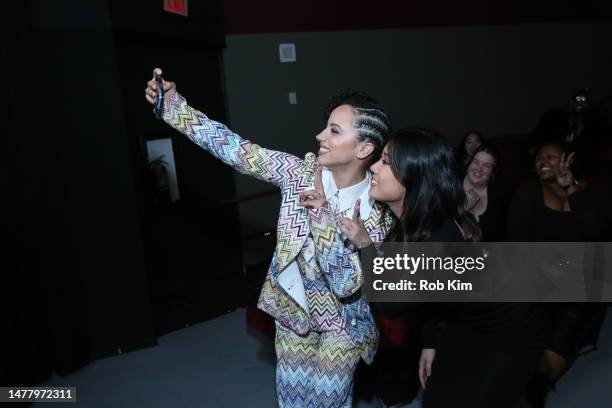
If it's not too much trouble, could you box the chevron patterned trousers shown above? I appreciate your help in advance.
[274,322,361,408]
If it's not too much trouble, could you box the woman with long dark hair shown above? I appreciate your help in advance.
[302,128,547,408]
[380,128,479,242]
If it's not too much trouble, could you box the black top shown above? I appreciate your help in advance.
[507,178,611,242]
[373,218,463,319]
[428,218,464,241]
[476,186,510,241]
[374,218,548,349]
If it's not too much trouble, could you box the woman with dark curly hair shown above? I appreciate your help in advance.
[508,141,610,407]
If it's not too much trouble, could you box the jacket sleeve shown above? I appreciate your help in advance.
[307,204,363,298]
[163,92,302,188]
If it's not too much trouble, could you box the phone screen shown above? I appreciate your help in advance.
[154,75,165,119]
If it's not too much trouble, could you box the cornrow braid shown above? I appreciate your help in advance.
[352,106,392,158]
[323,89,392,163]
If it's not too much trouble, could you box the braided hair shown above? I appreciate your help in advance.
[323,89,392,164]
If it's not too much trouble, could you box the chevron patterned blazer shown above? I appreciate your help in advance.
[307,202,395,362]
[163,92,394,362]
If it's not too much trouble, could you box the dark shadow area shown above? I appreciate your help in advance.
[3,0,243,386]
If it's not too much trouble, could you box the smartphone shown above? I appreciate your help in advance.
[154,74,165,119]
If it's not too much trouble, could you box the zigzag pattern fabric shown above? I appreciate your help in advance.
[308,202,395,353]
[162,92,393,406]
[275,322,360,408]
[164,92,303,188]
[297,245,344,333]
[275,162,317,270]
[164,92,314,334]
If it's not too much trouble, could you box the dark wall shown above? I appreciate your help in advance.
[29,0,156,357]
[222,0,612,34]
[5,0,242,385]
[4,0,158,384]
[110,0,224,48]
[221,21,612,243]
[3,0,74,384]
[5,0,241,385]
[216,0,612,247]
[112,40,246,334]
[108,1,245,334]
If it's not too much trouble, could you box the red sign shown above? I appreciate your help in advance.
[163,0,188,17]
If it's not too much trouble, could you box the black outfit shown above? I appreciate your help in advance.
[475,185,510,241]
[376,219,548,408]
[507,178,610,243]
[507,179,610,360]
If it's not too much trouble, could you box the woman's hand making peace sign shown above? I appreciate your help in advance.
[556,151,576,188]
[299,167,372,249]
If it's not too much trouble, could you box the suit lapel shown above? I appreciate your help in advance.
[275,153,318,272]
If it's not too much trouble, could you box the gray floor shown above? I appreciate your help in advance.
[37,307,612,408]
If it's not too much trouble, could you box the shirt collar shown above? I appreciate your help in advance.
[322,168,374,218]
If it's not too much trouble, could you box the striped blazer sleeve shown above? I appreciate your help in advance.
[163,92,302,188]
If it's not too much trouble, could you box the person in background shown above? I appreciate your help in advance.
[508,141,610,407]
[527,89,610,179]
[463,144,509,241]
[455,130,484,177]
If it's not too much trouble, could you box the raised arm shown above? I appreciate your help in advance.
[146,68,302,188]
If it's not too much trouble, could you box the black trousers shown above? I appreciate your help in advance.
[546,303,607,361]
[422,321,544,408]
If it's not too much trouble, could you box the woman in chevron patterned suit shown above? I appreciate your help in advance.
[145,68,393,407]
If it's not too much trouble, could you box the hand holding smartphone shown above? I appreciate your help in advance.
[154,74,165,119]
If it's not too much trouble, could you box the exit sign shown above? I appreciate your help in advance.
[163,0,188,17]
